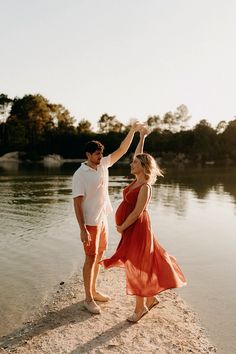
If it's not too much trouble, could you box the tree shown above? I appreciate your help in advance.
[216,120,227,134]
[5,94,75,152]
[77,119,92,134]
[98,113,125,133]
[0,94,12,123]
[145,115,162,131]
[7,94,55,147]
[192,119,218,160]
[221,119,236,160]
[163,111,175,131]
[162,105,191,132]
[49,103,75,132]
[174,104,191,131]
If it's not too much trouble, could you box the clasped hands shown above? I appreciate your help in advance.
[131,121,151,136]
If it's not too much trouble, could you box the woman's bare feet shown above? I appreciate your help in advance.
[127,306,149,323]
[146,296,159,310]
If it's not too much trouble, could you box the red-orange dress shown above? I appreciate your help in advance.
[101,180,186,296]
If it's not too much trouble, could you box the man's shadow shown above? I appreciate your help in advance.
[0,301,88,350]
[0,301,131,352]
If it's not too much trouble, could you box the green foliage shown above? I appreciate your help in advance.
[221,119,236,160]
[77,119,92,134]
[145,104,190,133]
[98,113,125,133]
[0,94,13,123]
[0,92,235,164]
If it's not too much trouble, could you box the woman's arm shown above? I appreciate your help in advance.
[116,184,151,233]
[133,126,150,158]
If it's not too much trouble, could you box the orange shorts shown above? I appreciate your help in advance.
[84,223,107,256]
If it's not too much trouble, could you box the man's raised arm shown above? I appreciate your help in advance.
[109,121,141,166]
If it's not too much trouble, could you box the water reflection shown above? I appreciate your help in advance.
[0,176,71,245]
[163,166,236,205]
[0,164,236,352]
[110,166,236,215]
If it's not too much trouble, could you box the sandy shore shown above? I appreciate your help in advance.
[0,268,216,354]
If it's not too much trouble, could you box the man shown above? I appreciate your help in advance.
[72,122,142,314]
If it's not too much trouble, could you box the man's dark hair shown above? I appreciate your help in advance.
[84,140,104,154]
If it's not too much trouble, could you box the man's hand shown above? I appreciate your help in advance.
[80,228,91,246]
[130,120,143,133]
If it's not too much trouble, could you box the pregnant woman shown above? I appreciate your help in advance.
[101,129,186,322]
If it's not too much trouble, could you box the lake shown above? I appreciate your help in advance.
[0,162,235,353]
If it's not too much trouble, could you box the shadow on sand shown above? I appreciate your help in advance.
[0,301,86,350]
[0,301,131,353]
[69,320,130,354]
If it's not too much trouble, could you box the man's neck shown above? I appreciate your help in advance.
[86,161,97,170]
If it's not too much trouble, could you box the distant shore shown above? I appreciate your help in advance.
[1,151,235,168]
[0,268,216,354]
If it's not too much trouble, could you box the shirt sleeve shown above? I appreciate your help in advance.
[72,171,86,198]
[101,154,113,168]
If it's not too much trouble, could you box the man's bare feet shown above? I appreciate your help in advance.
[93,292,111,302]
[83,300,101,314]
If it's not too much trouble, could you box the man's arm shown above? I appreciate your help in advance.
[133,126,150,158]
[73,196,91,245]
[109,121,141,166]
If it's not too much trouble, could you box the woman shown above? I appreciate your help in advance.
[101,129,186,322]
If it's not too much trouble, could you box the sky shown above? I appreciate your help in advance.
[1,0,236,130]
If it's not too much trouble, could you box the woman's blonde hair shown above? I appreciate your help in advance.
[136,153,163,184]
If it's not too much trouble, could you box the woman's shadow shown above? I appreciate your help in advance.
[0,301,130,353]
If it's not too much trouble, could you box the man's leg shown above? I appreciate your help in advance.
[92,222,111,302]
[83,254,101,314]
[92,251,110,301]
[83,254,96,301]
[92,251,103,295]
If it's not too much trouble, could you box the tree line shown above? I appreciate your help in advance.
[0,93,236,164]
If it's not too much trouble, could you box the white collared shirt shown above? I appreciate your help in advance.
[72,155,113,226]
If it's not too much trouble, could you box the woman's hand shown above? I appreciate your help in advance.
[116,224,124,233]
[130,120,143,133]
[139,125,151,137]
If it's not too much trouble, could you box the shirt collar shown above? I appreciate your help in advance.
[81,161,98,171]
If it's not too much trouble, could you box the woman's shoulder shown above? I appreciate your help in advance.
[140,183,152,192]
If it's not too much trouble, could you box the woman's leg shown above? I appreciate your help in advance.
[127,296,148,322]
[134,296,146,314]
[146,296,159,310]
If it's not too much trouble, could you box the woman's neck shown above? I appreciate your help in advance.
[135,174,147,184]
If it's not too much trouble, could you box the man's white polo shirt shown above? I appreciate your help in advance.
[72,155,113,226]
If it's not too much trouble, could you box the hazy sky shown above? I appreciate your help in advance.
[1,0,236,129]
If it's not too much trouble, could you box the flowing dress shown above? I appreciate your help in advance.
[101,180,186,296]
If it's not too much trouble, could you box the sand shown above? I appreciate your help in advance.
[0,268,217,354]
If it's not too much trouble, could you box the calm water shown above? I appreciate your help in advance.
[0,162,236,353]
